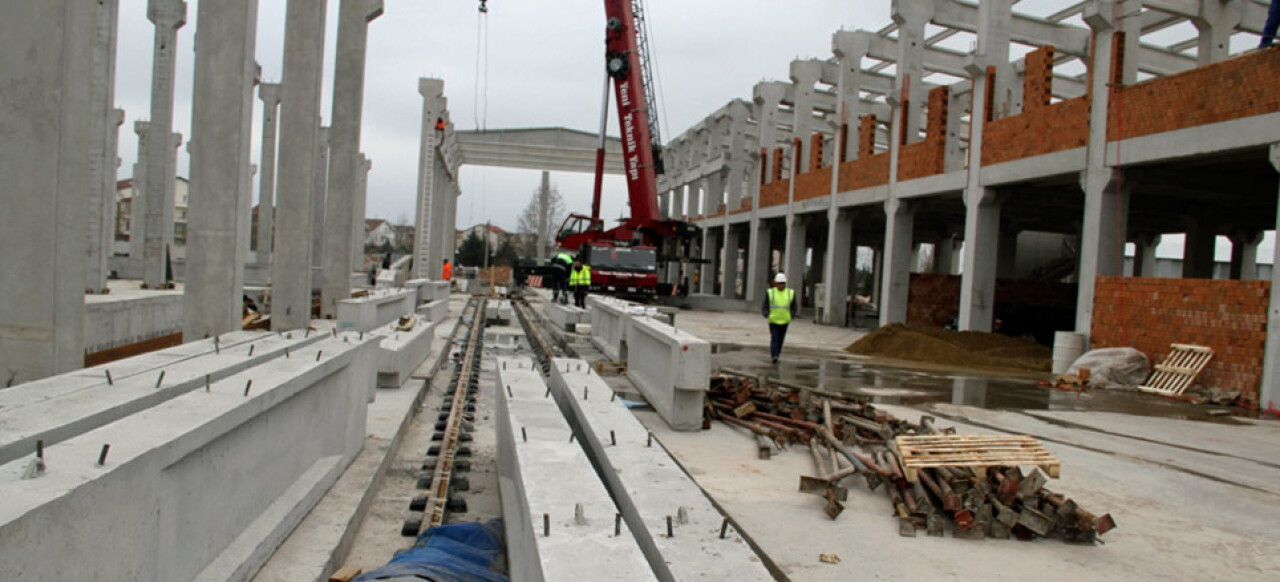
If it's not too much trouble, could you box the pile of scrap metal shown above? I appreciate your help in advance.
[705,371,1116,543]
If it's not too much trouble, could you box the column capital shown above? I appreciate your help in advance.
[147,0,187,29]
[419,77,445,99]
[1082,1,1116,32]
[111,108,125,127]
[832,30,872,61]
[891,0,934,28]
[1270,143,1280,172]
[789,59,823,85]
[355,0,386,22]
[259,82,283,105]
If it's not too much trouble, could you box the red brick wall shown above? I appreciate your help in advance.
[810,132,825,173]
[794,166,832,201]
[772,148,785,182]
[907,274,1077,328]
[1092,277,1269,408]
[858,115,876,158]
[982,45,1089,166]
[983,97,1089,165]
[1023,46,1054,113]
[898,86,949,181]
[759,179,788,208]
[837,151,891,191]
[1108,47,1280,141]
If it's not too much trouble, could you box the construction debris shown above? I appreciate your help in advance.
[706,371,1115,543]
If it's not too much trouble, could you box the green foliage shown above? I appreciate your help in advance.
[493,238,519,267]
[456,231,488,267]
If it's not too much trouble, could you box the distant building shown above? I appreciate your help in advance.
[115,177,190,245]
[456,223,513,250]
[365,219,395,247]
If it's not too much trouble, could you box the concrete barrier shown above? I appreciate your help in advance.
[548,358,772,582]
[417,299,450,324]
[84,290,184,356]
[625,317,711,431]
[336,288,416,333]
[0,334,378,581]
[373,317,440,389]
[494,356,655,582]
[0,331,326,466]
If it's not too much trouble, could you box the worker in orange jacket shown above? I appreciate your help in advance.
[442,259,452,281]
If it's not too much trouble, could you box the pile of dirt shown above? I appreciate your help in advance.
[847,323,1051,373]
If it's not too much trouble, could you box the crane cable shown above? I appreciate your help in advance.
[470,2,491,227]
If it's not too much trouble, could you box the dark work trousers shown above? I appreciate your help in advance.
[769,323,789,360]
[573,287,587,308]
[1264,0,1280,47]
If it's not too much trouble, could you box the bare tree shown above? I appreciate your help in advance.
[515,183,566,258]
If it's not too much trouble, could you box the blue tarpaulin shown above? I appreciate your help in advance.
[353,519,508,582]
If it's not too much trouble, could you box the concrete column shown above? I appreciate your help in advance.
[1,1,95,382]
[658,189,670,219]
[871,246,885,311]
[537,170,550,261]
[1076,4,1129,336]
[255,82,282,265]
[130,122,150,262]
[141,0,187,289]
[673,184,686,220]
[686,180,700,218]
[1259,144,1280,411]
[996,227,1019,278]
[975,0,1014,118]
[790,60,823,169]
[722,227,741,299]
[753,82,786,178]
[706,171,725,216]
[746,221,773,303]
[86,0,120,294]
[272,0,328,331]
[412,78,446,281]
[699,228,716,294]
[833,31,871,161]
[724,100,751,210]
[321,0,383,318]
[351,154,371,271]
[1194,0,1242,65]
[880,201,915,325]
[891,0,933,140]
[1133,233,1161,277]
[822,210,853,325]
[311,125,330,272]
[1182,218,1217,279]
[1229,231,1262,280]
[959,190,1002,331]
[783,215,807,294]
[934,234,957,275]
[184,0,258,340]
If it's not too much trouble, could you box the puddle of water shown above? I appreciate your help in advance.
[713,346,1245,424]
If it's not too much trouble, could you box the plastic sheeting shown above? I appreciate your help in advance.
[1067,347,1150,389]
[353,519,508,582]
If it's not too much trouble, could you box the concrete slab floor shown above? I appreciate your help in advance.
[636,402,1280,580]
[672,308,866,354]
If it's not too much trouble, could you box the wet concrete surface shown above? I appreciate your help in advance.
[712,344,1244,424]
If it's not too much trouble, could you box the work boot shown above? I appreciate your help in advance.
[772,357,778,365]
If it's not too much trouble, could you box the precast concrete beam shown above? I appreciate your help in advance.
[273,0,328,331]
[336,288,415,333]
[1,1,96,383]
[547,359,773,581]
[321,0,384,319]
[624,318,710,431]
[495,357,656,582]
[184,0,258,340]
[0,333,378,581]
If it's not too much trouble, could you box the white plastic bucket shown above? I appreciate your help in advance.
[1052,332,1086,374]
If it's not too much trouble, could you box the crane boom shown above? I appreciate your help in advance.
[603,0,661,226]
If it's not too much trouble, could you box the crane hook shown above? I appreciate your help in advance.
[478,0,488,13]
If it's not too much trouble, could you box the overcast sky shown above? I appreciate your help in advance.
[113,0,1273,262]
[114,0,891,234]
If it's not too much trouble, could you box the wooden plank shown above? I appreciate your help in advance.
[896,434,1060,483]
[329,566,363,582]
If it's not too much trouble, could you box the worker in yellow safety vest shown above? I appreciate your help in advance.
[569,257,592,308]
[761,273,798,364]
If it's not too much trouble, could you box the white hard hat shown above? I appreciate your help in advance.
[774,273,787,284]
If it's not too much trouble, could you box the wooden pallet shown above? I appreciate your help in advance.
[595,360,628,376]
[1139,343,1213,397]
[895,434,1060,483]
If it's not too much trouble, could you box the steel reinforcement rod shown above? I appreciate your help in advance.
[418,296,487,533]
[510,297,557,371]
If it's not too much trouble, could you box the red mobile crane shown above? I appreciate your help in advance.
[553,0,701,297]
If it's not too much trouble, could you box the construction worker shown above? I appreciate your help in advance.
[569,257,592,308]
[762,273,798,365]
[441,258,452,281]
[550,251,573,304]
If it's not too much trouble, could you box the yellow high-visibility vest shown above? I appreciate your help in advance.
[767,287,794,325]
[569,265,592,286]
